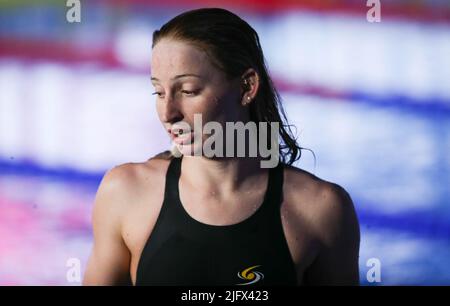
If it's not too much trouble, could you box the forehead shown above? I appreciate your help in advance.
[151,39,213,79]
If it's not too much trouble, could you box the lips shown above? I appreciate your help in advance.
[173,131,194,145]
[168,128,194,145]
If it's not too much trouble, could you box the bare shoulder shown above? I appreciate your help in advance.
[281,164,360,284]
[83,155,172,285]
[101,158,170,196]
[93,155,172,228]
[282,164,359,246]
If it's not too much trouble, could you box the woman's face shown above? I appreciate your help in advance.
[151,38,246,156]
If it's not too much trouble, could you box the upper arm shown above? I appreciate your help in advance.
[304,183,360,285]
[83,166,133,285]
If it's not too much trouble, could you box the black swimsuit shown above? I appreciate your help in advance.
[136,156,298,286]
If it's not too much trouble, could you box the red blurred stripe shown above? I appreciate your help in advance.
[0,38,116,65]
[0,37,147,73]
[101,0,450,24]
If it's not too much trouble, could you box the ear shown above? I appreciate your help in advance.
[240,68,260,106]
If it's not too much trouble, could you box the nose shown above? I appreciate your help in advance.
[160,97,183,124]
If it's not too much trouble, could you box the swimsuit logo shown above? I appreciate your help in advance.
[236,265,264,285]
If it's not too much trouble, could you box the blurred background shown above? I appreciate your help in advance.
[0,0,449,285]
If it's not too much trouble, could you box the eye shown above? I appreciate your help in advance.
[152,92,164,98]
[181,90,198,96]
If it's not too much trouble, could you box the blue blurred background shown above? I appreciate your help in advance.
[0,0,449,285]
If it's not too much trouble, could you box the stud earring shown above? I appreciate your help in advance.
[243,96,251,106]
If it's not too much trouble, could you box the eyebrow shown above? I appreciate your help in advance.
[151,74,202,82]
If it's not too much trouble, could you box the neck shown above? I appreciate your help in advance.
[181,156,267,197]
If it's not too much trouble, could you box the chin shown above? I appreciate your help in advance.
[175,142,202,157]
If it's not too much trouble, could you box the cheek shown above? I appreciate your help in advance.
[192,97,224,125]
[200,91,240,123]
[214,93,241,121]
[179,95,220,124]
